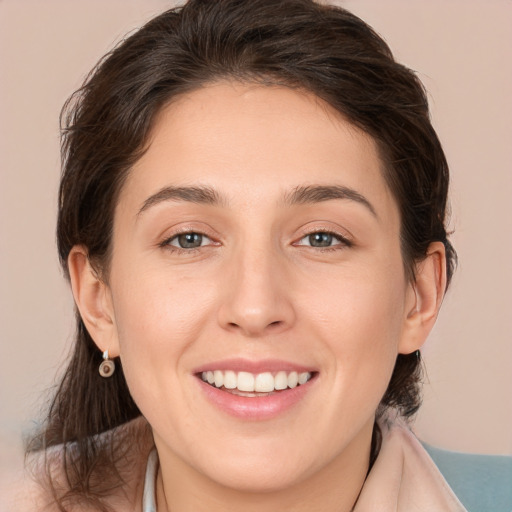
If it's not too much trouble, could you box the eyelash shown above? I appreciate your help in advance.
[293,230,353,251]
[159,229,352,254]
[159,230,217,253]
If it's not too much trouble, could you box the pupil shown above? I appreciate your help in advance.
[178,233,202,248]
[309,232,332,247]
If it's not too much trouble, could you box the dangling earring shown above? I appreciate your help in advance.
[99,350,115,378]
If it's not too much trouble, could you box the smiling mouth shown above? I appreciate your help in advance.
[199,370,315,396]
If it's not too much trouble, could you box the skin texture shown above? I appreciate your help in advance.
[69,82,446,512]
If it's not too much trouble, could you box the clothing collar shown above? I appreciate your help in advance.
[354,416,466,511]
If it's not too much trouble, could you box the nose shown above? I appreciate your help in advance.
[217,244,296,338]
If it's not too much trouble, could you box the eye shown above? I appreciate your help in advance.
[164,232,213,249]
[295,231,350,248]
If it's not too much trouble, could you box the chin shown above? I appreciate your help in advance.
[204,460,311,494]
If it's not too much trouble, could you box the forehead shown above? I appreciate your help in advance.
[118,82,397,222]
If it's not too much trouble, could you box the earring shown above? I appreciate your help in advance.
[99,350,115,378]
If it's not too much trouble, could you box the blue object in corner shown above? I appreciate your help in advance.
[423,443,512,512]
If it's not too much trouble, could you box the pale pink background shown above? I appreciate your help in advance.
[1,0,511,472]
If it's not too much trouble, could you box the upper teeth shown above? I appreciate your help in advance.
[201,370,312,392]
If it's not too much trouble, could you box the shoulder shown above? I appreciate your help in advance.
[0,450,51,512]
[0,444,90,512]
[0,417,153,512]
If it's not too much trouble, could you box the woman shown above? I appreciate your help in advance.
[11,0,464,510]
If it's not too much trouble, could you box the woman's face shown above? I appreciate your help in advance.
[105,82,417,491]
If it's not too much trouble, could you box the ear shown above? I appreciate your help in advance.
[398,242,447,355]
[68,245,120,357]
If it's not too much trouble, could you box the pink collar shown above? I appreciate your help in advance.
[354,417,466,511]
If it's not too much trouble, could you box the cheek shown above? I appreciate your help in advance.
[304,257,407,344]
[302,261,407,394]
[113,262,215,341]
[109,267,217,399]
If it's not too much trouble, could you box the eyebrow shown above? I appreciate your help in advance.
[283,185,377,217]
[137,185,226,216]
[137,183,377,218]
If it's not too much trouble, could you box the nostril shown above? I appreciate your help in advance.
[223,319,284,338]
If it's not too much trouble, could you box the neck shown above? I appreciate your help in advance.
[154,419,373,512]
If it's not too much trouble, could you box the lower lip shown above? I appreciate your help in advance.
[196,376,316,420]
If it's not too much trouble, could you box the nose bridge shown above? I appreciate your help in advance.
[218,236,295,337]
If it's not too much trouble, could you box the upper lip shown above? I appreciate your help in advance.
[192,358,317,375]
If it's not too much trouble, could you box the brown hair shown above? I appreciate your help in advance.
[29,0,456,509]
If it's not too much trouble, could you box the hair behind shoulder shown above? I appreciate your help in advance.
[26,417,152,511]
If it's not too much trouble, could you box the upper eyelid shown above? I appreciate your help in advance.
[294,226,352,243]
[294,231,350,246]
[159,223,220,242]
[161,231,218,249]
[167,232,212,245]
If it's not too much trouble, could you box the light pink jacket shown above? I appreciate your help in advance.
[354,418,467,511]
